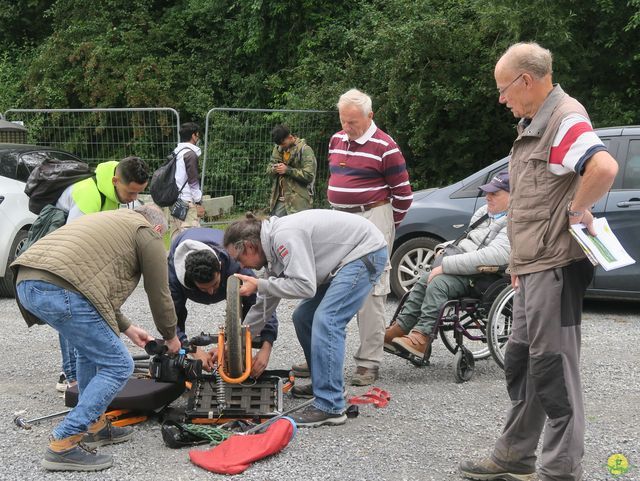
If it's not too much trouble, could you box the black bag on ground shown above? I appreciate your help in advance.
[24,158,94,214]
[150,148,189,207]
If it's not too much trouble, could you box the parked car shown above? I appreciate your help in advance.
[391,125,640,300]
[0,144,86,297]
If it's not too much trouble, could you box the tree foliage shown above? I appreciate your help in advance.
[1,0,638,188]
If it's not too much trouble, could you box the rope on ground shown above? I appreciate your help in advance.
[181,424,233,445]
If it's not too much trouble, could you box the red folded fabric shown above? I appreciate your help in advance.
[189,418,296,475]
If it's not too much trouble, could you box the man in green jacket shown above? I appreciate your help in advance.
[268,124,317,216]
[12,205,180,472]
[53,155,149,392]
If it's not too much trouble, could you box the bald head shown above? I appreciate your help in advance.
[496,42,553,80]
[494,42,554,119]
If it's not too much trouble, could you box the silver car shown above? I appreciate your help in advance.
[391,125,640,300]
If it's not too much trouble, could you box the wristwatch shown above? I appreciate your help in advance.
[567,202,584,217]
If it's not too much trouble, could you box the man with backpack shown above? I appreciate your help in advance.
[54,156,149,222]
[32,155,150,392]
[168,122,204,239]
[267,124,317,216]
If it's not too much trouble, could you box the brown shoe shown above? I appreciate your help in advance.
[351,366,379,386]
[384,322,407,351]
[392,330,432,359]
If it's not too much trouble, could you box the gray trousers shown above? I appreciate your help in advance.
[395,273,473,335]
[353,203,394,369]
[492,259,593,481]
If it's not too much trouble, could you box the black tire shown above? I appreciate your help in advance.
[225,276,244,378]
[0,229,29,298]
[454,346,475,383]
[390,236,440,298]
[486,285,515,370]
[438,307,491,360]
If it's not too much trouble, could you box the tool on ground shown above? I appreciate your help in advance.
[346,387,391,408]
[14,409,71,430]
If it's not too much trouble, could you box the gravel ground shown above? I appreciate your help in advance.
[0,288,638,481]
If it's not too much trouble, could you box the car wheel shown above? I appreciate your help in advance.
[390,236,440,298]
[0,229,29,298]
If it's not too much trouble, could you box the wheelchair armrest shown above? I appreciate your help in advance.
[476,265,509,275]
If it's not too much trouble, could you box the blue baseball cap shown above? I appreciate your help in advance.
[479,171,509,193]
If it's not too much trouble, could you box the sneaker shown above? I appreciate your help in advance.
[42,435,113,472]
[291,360,310,378]
[82,421,134,449]
[392,330,433,359]
[55,373,67,393]
[384,322,407,352]
[291,383,314,399]
[290,406,347,427]
[459,457,536,481]
[351,366,379,386]
[56,373,77,393]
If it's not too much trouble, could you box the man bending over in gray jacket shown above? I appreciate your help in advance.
[385,171,511,361]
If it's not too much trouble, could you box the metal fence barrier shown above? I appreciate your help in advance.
[2,107,343,215]
[203,108,340,213]
[3,108,180,171]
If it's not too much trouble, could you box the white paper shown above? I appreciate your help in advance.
[569,217,635,271]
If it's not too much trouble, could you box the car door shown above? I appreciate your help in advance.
[593,134,640,295]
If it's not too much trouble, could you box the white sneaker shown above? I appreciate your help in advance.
[55,373,67,392]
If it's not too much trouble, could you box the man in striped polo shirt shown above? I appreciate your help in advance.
[328,88,413,385]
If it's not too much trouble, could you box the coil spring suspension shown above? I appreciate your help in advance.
[216,375,226,412]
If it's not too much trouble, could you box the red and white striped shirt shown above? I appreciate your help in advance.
[328,121,413,225]
[549,114,607,175]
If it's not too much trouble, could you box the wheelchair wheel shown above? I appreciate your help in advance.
[439,306,491,360]
[486,285,515,370]
[225,276,244,378]
[453,346,475,383]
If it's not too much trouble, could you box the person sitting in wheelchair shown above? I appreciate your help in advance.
[385,170,511,361]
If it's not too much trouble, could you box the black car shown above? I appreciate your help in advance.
[391,126,640,300]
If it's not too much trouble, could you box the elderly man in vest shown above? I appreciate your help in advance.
[460,43,618,481]
[385,171,510,361]
[12,205,181,472]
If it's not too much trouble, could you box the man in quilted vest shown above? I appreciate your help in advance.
[53,155,149,393]
[460,42,618,481]
[385,171,510,360]
[12,205,181,472]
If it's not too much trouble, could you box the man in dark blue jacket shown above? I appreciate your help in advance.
[168,228,278,377]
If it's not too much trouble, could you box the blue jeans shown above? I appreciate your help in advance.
[17,280,133,439]
[59,333,77,382]
[292,247,387,414]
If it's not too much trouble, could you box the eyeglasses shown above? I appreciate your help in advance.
[498,73,524,97]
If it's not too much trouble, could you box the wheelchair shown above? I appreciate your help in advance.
[384,268,515,383]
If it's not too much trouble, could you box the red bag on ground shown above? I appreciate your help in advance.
[189,418,296,475]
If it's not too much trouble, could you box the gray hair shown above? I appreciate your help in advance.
[223,212,263,255]
[337,88,373,116]
[134,204,168,234]
[501,42,553,79]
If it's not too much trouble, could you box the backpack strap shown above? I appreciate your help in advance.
[175,147,193,194]
[451,213,489,246]
[92,175,107,210]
